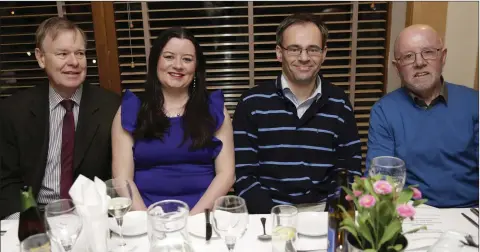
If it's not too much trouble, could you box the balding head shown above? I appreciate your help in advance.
[394,24,443,58]
[392,24,447,100]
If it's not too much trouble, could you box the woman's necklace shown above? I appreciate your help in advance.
[164,108,183,118]
[166,112,181,118]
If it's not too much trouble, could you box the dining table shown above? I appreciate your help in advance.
[1,204,478,252]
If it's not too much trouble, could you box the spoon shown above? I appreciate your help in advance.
[258,217,272,241]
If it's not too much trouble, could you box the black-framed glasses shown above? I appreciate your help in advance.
[396,48,442,66]
[279,45,324,57]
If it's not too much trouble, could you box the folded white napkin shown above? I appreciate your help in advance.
[69,175,109,252]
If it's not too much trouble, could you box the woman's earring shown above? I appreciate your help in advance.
[192,76,196,95]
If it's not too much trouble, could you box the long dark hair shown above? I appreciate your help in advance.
[134,27,215,150]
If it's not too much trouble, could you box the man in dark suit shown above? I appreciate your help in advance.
[0,17,120,219]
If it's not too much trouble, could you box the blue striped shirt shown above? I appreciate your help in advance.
[233,75,362,214]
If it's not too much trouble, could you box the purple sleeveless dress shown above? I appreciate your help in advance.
[121,90,225,209]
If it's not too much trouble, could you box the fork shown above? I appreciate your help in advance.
[460,234,479,248]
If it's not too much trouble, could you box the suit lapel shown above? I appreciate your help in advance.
[74,84,100,171]
[27,85,50,194]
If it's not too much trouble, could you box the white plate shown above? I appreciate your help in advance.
[187,213,219,239]
[109,211,147,236]
[297,212,328,237]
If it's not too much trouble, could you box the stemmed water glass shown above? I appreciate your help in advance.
[105,178,133,250]
[212,196,249,252]
[44,199,83,252]
[369,156,407,192]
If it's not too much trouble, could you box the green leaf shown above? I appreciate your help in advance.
[387,244,404,251]
[412,199,428,207]
[340,226,363,247]
[402,225,427,235]
[342,186,355,198]
[364,249,377,252]
[378,220,402,249]
[363,178,378,200]
[372,174,383,181]
[396,189,413,204]
[358,219,375,249]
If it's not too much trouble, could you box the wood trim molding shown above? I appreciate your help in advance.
[348,2,359,106]
[383,1,393,95]
[475,53,479,90]
[91,2,121,94]
[405,2,448,41]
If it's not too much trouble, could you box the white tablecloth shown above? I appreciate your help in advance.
[2,205,478,252]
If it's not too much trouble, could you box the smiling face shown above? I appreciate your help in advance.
[157,37,197,91]
[393,25,447,95]
[35,29,87,94]
[275,22,327,86]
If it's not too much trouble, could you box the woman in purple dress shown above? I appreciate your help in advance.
[111,27,235,215]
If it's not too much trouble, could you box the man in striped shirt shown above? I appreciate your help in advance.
[0,17,119,219]
[233,13,362,214]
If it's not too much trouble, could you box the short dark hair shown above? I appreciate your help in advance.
[276,13,329,48]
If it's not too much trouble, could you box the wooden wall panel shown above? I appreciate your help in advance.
[91,2,121,94]
[405,2,448,41]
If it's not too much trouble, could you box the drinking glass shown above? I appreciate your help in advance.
[271,205,298,252]
[147,200,192,252]
[44,199,82,252]
[105,179,133,250]
[21,233,51,252]
[369,156,407,192]
[212,196,249,252]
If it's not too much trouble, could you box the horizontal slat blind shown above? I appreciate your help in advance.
[355,2,389,164]
[113,1,146,94]
[0,2,58,98]
[0,1,101,98]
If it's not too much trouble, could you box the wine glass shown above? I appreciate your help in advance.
[21,233,51,252]
[44,199,82,252]
[212,196,249,252]
[105,178,133,250]
[271,205,298,252]
[369,156,407,192]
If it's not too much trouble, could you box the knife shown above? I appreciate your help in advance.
[205,209,212,241]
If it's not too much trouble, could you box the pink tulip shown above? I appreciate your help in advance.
[412,188,422,200]
[345,194,353,201]
[353,190,363,197]
[397,204,416,218]
[373,180,393,195]
[359,195,376,208]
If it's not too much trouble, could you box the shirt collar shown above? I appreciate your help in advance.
[49,84,83,111]
[407,76,448,108]
[281,74,322,102]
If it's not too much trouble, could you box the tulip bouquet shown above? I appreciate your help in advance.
[339,175,428,252]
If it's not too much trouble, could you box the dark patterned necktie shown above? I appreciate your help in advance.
[60,100,75,199]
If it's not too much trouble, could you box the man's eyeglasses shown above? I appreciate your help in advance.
[395,48,442,66]
[279,45,324,57]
